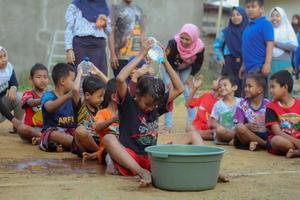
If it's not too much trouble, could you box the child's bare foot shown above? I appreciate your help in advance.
[249,141,258,151]
[82,152,98,163]
[218,173,230,183]
[56,144,64,152]
[228,139,234,146]
[138,169,152,187]
[31,137,41,145]
[286,149,300,158]
[105,155,119,175]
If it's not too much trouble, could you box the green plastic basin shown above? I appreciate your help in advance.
[145,144,225,191]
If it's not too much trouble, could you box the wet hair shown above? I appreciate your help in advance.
[101,78,116,108]
[270,70,293,93]
[245,0,264,6]
[82,75,106,95]
[219,75,237,87]
[246,73,266,89]
[51,63,75,86]
[30,63,48,77]
[136,75,165,103]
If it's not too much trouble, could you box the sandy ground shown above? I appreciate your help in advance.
[1,103,300,200]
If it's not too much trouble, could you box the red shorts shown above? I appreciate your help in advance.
[113,148,151,176]
[267,132,300,155]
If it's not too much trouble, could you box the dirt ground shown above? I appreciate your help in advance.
[0,103,300,200]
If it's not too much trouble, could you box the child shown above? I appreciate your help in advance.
[234,73,269,151]
[186,77,220,140]
[18,63,49,144]
[74,73,107,157]
[240,0,274,91]
[269,7,298,75]
[82,79,119,163]
[210,76,242,145]
[266,70,300,158]
[40,63,81,152]
[0,46,23,132]
[213,6,248,97]
[103,40,204,186]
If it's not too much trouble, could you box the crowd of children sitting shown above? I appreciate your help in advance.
[0,0,300,187]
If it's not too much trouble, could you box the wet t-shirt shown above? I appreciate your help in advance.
[118,90,170,155]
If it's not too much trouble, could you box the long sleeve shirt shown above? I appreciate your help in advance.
[213,31,231,61]
[64,4,111,51]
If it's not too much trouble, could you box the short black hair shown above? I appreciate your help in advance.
[101,78,116,108]
[245,0,264,6]
[51,63,75,86]
[246,73,266,89]
[137,75,165,103]
[82,75,106,95]
[219,75,237,87]
[270,70,293,93]
[30,63,48,77]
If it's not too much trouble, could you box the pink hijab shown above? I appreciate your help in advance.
[174,24,205,63]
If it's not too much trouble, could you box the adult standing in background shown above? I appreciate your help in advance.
[109,0,145,77]
[65,0,110,75]
[291,14,300,80]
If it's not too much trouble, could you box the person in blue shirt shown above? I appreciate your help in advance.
[40,63,81,152]
[239,0,274,95]
[213,6,248,97]
[65,0,111,74]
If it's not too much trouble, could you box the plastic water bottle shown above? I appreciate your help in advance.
[148,37,164,64]
[80,57,91,76]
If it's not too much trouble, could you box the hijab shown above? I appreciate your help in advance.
[174,24,205,63]
[269,7,298,57]
[72,0,109,23]
[0,46,13,86]
[223,6,249,58]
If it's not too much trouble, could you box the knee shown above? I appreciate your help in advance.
[235,124,246,135]
[75,126,89,140]
[103,134,117,146]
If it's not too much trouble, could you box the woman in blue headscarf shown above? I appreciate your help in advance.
[65,0,111,74]
[213,7,249,97]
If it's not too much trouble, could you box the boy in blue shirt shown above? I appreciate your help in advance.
[239,0,274,89]
[40,63,81,152]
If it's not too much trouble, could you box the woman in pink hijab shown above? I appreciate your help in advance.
[162,23,205,133]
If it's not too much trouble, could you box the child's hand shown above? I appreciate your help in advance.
[66,49,75,65]
[90,63,101,75]
[218,59,225,67]
[238,66,244,79]
[261,63,271,77]
[77,63,83,77]
[6,87,17,101]
[112,114,119,123]
[193,77,203,89]
[141,39,154,56]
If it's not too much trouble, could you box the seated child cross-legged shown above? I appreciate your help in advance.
[103,40,204,186]
[234,73,269,151]
[186,77,220,140]
[18,63,49,144]
[73,64,108,157]
[210,76,242,145]
[40,63,81,152]
[266,70,300,158]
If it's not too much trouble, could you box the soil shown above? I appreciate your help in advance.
[0,104,300,200]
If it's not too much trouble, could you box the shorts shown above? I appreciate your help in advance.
[234,131,267,150]
[267,132,300,155]
[39,127,75,152]
[113,148,151,176]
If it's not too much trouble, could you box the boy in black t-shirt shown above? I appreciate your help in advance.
[103,40,204,186]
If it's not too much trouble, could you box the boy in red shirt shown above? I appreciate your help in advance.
[266,70,300,158]
[186,77,220,140]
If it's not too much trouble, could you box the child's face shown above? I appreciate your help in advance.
[244,78,263,98]
[180,33,192,48]
[137,94,158,114]
[246,1,263,20]
[211,80,220,92]
[0,50,8,69]
[61,71,75,93]
[231,9,243,25]
[123,0,132,4]
[219,79,236,97]
[85,88,105,108]
[30,69,49,91]
[269,79,286,101]
[270,10,282,28]
[292,16,299,25]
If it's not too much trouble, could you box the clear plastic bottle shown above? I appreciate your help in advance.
[148,37,164,64]
[80,57,91,76]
